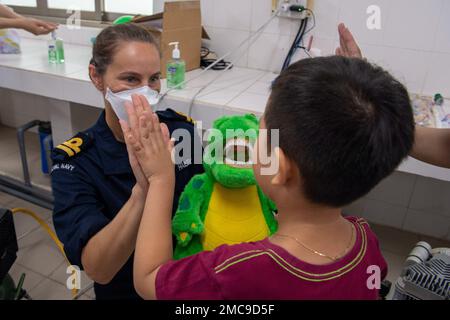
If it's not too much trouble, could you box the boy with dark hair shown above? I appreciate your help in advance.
[265,56,414,208]
[122,55,415,300]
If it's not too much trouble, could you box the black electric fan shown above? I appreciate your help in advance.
[0,208,25,300]
[0,208,18,282]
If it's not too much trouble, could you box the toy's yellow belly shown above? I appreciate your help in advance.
[201,183,269,251]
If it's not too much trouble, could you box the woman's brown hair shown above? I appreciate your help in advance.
[90,23,159,75]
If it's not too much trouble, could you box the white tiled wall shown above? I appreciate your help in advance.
[0,88,51,129]
[343,172,450,241]
[201,0,450,97]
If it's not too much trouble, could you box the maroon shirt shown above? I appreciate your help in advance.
[156,217,387,300]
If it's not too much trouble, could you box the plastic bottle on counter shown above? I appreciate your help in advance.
[48,31,65,64]
[167,42,186,90]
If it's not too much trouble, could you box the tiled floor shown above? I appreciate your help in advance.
[0,124,91,299]
[1,192,94,300]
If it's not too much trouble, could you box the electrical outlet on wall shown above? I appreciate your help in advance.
[274,0,312,20]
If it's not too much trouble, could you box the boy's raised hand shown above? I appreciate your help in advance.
[119,95,149,191]
[121,95,174,183]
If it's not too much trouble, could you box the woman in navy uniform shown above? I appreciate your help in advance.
[51,24,203,300]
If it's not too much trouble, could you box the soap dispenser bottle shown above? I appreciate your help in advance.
[167,42,185,89]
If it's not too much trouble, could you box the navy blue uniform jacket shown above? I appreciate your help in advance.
[51,110,203,300]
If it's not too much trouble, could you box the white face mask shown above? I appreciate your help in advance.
[105,86,161,122]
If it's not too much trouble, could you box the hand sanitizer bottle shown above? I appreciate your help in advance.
[48,33,57,64]
[48,43,57,64]
[167,42,185,89]
[49,31,65,64]
[55,35,65,64]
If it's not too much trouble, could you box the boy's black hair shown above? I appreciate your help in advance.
[265,56,415,207]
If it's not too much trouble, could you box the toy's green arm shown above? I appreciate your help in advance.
[257,186,278,235]
[172,173,213,247]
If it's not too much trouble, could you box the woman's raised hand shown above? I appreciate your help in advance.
[119,95,149,191]
[120,94,174,184]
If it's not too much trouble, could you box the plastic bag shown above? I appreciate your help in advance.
[432,97,450,129]
[411,94,436,128]
[0,29,21,54]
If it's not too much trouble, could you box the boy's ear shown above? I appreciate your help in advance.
[89,64,104,92]
[270,147,291,186]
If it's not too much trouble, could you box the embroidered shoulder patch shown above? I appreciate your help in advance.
[53,132,92,160]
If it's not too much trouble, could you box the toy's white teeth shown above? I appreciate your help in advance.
[224,158,253,168]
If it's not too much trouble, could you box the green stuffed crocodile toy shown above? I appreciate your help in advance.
[172,114,278,260]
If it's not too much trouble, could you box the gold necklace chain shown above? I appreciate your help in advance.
[274,223,355,262]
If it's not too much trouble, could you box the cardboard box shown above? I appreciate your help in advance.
[133,0,208,78]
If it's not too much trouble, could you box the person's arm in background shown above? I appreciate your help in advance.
[335,23,450,169]
[80,95,150,284]
[411,127,450,168]
[0,4,21,19]
[0,4,57,35]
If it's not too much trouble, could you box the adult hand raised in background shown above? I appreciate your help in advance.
[335,23,363,59]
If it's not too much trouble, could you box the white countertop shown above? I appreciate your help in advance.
[0,38,449,181]
[0,38,274,117]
